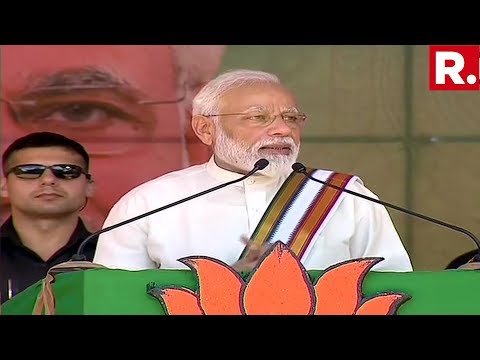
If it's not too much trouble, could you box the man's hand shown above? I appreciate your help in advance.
[232,236,271,273]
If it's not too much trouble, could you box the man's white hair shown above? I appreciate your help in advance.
[191,69,281,117]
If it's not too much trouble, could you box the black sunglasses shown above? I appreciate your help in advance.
[5,164,91,180]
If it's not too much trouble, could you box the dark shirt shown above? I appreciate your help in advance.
[445,249,479,269]
[0,216,98,304]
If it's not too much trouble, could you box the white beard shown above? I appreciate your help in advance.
[213,124,300,177]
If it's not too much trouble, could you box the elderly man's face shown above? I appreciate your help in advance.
[1,45,218,230]
[210,82,304,176]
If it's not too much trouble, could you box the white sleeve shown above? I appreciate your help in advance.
[93,190,157,270]
[348,183,414,272]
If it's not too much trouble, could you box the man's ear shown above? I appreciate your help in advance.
[185,127,213,166]
[85,177,96,198]
[191,114,215,148]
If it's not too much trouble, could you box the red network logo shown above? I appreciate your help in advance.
[429,45,480,90]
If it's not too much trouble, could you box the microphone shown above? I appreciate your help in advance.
[291,162,480,265]
[71,159,270,261]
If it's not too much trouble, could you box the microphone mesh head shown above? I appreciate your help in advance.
[292,162,306,173]
[255,159,269,170]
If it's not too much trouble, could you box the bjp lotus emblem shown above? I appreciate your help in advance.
[147,241,411,315]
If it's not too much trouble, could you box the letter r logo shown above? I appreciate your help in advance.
[429,45,480,90]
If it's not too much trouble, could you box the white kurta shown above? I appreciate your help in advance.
[93,157,413,272]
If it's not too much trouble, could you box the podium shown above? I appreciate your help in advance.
[2,266,480,315]
[2,242,480,315]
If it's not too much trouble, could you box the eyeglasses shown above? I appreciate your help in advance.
[5,164,91,180]
[202,112,307,128]
[1,83,188,156]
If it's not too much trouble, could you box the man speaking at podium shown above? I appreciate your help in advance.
[93,69,413,273]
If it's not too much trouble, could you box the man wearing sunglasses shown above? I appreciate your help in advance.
[93,69,413,274]
[0,131,95,303]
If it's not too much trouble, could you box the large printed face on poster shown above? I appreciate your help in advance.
[1,45,226,231]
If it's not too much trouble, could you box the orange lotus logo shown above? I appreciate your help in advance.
[147,241,411,315]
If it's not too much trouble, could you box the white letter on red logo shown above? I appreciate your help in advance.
[436,51,465,84]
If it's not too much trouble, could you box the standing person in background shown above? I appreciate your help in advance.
[1,132,96,303]
[445,249,479,269]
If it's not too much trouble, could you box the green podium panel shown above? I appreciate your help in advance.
[2,268,480,315]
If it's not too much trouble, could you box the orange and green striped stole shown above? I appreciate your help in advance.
[238,168,357,262]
